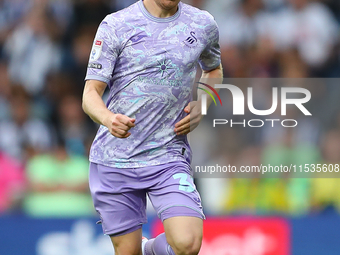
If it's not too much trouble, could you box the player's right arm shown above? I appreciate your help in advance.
[82,80,135,139]
[83,17,135,139]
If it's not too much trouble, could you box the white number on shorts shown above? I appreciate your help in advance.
[173,173,195,193]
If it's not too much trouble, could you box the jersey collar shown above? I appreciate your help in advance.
[138,0,182,23]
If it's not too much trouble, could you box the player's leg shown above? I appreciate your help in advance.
[110,228,143,255]
[144,212,203,255]
[145,216,202,255]
[162,216,202,255]
[89,162,148,255]
[145,162,205,255]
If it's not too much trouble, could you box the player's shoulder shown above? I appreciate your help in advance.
[181,2,217,25]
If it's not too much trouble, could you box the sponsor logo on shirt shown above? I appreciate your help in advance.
[184,31,198,47]
[88,63,102,69]
[95,40,102,46]
[90,39,103,62]
[137,76,181,87]
[130,33,148,43]
[156,58,174,77]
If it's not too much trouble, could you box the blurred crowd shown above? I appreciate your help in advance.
[1,0,340,217]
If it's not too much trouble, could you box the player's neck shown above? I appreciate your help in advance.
[143,0,179,18]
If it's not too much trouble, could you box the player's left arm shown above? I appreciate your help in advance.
[175,14,222,136]
[175,64,223,136]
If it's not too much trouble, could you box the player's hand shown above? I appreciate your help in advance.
[104,113,135,138]
[175,101,202,135]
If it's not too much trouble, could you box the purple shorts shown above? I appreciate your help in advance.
[89,161,205,236]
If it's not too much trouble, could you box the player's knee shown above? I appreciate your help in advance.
[170,234,202,255]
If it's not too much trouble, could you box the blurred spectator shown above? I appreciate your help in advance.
[0,0,31,53]
[48,0,73,32]
[0,150,25,213]
[203,0,238,26]
[224,146,265,214]
[218,0,340,77]
[0,62,11,120]
[218,0,273,77]
[220,45,249,77]
[56,94,95,156]
[262,0,286,10]
[248,37,278,77]
[267,0,339,72]
[72,0,111,33]
[278,49,309,77]
[0,86,54,161]
[322,0,340,21]
[182,0,204,9]
[262,124,320,214]
[3,3,62,95]
[23,139,94,217]
[311,129,340,213]
[110,0,137,11]
[219,0,264,48]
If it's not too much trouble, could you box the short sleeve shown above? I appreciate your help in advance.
[85,16,121,85]
[198,17,221,72]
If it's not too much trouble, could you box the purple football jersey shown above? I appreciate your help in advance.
[85,0,221,168]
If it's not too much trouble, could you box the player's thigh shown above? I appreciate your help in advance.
[148,162,204,254]
[147,162,205,222]
[110,228,143,255]
[163,216,203,255]
[89,162,147,236]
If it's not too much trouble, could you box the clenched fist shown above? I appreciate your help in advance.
[103,113,135,138]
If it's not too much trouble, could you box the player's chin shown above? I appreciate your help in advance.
[162,0,180,9]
